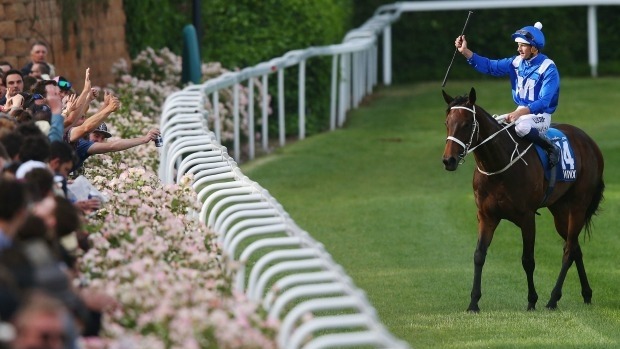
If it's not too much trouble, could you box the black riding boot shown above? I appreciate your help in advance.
[523,129,561,167]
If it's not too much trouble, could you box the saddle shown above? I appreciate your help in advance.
[533,128,576,207]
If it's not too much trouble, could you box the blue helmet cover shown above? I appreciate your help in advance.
[511,24,545,50]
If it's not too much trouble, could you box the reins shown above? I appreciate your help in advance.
[447,105,532,176]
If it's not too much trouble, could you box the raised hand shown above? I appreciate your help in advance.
[90,87,100,100]
[64,93,78,114]
[102,90,112,108]
[5,93,24,110]
[82,67,92,92]
[106,95,120,112]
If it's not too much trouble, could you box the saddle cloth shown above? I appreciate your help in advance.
[534,128,577,182]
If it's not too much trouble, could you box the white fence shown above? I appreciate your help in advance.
[158,90,410,348]
[186,9,400,161]
[158,1,620,348]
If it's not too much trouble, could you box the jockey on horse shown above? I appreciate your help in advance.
[454,21,561,168]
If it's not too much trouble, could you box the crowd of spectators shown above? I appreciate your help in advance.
[1,41,161,348]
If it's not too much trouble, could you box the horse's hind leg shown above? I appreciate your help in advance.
[573,244,592,304]
[546,206,591,309]
[546,242,574,309]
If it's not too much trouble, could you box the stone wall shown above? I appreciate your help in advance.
[0,0,129,88]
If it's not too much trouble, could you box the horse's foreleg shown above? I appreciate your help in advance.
[468,216,498,313]
[467,238,489,313]
[468,239,487,312]
[520,215,538,310]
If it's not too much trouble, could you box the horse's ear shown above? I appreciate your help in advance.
[468,87,476,104]
[442,90,453,104]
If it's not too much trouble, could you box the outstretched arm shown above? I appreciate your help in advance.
[87,128,160,155]
[68,92,120,142]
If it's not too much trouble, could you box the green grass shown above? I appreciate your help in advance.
[240,78,620,348]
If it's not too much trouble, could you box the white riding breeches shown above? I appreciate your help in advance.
[514,111,552,137]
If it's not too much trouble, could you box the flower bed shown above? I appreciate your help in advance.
[77,48,277,348]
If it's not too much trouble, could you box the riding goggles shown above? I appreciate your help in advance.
[515,29,534,41]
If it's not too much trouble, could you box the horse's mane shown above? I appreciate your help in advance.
[446,94,469,111]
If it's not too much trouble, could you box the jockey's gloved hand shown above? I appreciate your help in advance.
[493,114,510,124]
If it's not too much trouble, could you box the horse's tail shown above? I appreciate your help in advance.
[584,177,605,238]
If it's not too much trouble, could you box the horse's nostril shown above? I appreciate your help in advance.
[443,156,457,170]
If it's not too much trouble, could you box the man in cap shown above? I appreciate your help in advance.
[454,21,560,167]
[70,122,160,171]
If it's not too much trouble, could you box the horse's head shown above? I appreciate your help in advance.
[442,87,478,171]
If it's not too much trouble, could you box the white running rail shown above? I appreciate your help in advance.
[158,102,409,348]
[157,8,412,347]
[159,87,414,349]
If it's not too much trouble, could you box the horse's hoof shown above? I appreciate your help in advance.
[467,305,480,313]
[545,302,558,310]
[527,304,536,311]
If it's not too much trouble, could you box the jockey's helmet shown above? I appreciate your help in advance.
[511,22,545,50]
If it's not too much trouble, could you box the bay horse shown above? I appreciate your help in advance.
[442,88,604,312]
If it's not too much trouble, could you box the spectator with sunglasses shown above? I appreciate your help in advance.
[454,21,560,168]
[54,76,73,96]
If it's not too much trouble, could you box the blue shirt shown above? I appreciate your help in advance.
[467,53,560,114]
[73,138,94,171]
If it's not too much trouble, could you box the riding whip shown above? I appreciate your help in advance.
[441,11,474,87]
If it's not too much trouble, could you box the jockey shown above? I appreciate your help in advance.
[454,22,561,167]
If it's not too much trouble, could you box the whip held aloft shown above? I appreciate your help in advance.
[441,11,474,88]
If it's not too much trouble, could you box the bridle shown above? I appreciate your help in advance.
[446,105,532,175]
[446,105,479,161]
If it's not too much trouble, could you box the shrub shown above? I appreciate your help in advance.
[124,0,353,137]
